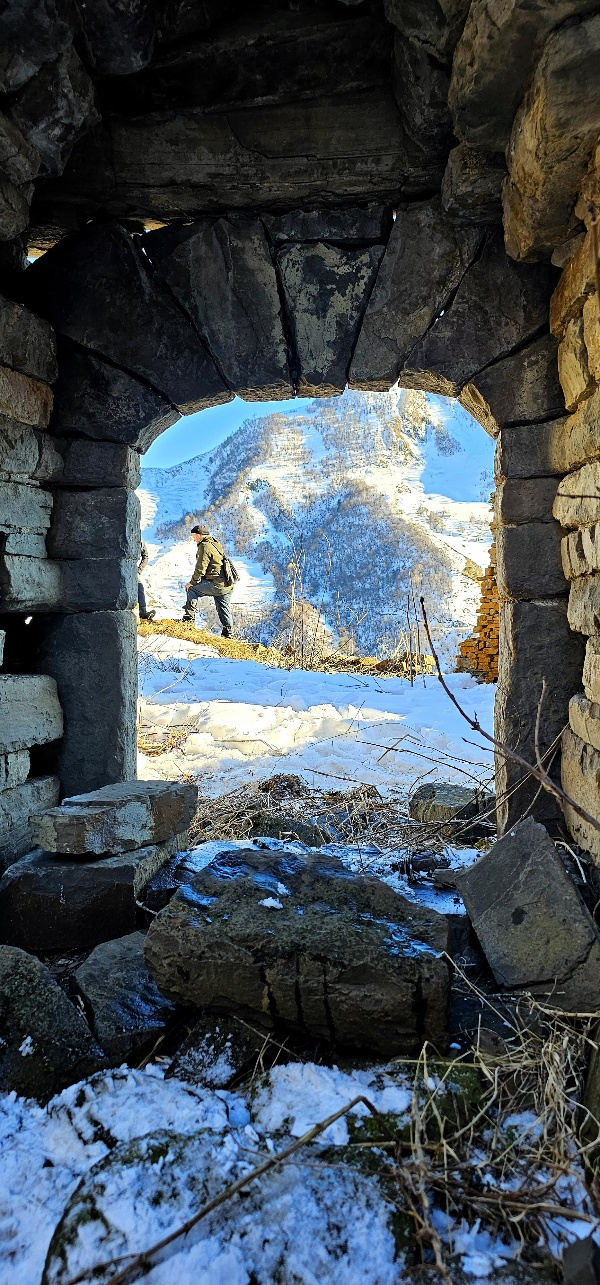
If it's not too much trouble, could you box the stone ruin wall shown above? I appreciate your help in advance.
[0,1,600,859]
[456,528,499,684]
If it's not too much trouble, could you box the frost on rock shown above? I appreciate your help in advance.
[43,1127,401,1285]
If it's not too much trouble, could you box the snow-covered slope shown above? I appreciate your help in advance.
[138,390,494,660]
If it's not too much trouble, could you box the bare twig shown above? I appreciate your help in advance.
[420,596,600,837]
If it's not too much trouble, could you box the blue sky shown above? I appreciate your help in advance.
[142,391,496,503]
[142,396,302,468]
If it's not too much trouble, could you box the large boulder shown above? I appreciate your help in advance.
[0,944,105,1102]
[31,780,198,855]
[455,817,600,1009]
[75,932,175,1065]
[145,848,450,1055]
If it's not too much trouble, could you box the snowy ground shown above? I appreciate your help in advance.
[137,633,495,797]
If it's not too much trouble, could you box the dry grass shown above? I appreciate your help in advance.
[137,617,435,679]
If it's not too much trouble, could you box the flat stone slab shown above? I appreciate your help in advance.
[145,848,450,1056]
[0,830,189,952]
[30,779,198,854]
[455,817,600,1006]
[0,945,105,1102]
[75,932,175,1066]
[0,673,63,753]
[409,782,494,826]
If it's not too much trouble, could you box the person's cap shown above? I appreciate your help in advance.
[191,524,210,535]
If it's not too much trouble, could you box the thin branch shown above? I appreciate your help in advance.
[419,597,600,838]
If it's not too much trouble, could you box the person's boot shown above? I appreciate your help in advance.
[182,612,195,623]
[144,610,156,622]
[221,627,232,638]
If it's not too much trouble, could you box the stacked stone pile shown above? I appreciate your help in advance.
[456,532,499,682]
[0,780,197,952]
[547,173,600,859]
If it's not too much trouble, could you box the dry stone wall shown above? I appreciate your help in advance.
[456,532,499,683]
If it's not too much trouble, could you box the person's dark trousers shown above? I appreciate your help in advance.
[138,580,148,617]
[184,580,234,632]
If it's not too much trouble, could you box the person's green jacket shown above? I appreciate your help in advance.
[190,535,229,587]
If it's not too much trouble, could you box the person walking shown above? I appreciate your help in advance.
[138,540,155,621]
[182,524,236,638]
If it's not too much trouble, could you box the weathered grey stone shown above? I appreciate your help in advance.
[558,316,595,413]
[44,90,427,222]
[476,335,563,430]
[0,363,52,427]
[584,637,600,702]
[0,554,136,612]
[278,241,384,395]
[0,415,63,482]
[80,0,158,76]
[0,480,52,534]
[562,727,600,860]
[449,0,597,153]
[75,932,175,1065]
[248,811,329,847]
[11,44,99,178]
[547,389,600,474]
[2,532,47,556]
[35,609,137,796]
[47,488,140,561]
[406,232,554,395]
[391,32,451,162]
[504,14,600,261]
[120,5,392,115]
[0,673,62,753]
[562,1237,600,1285]
[0,0,71,94]
[263,205,393,246]
[441,143,505,224]
[144,219,292,401]
[561,526,600,580]
[0,111,40,185]
[350,199,482,391]
[0,292,56,383]
[496,477,559,525]
[55,439,141,489]
[384,0,470,66]
[496,598,585,831]
[0,946,105,1103]
[0,750,29,791]
[0,775,59,872]
[167,1013,266,1089]
[409,782,493,825]
[556,459,600,528]
[567,575,600,635]
[0,174,30,241]
[496,522,567,599]
[0,833,188,952]
[145,848,450,1055]
[569,692,600,754]
[495,417,570,480]
[25,224,230,415]
[0,630,4,666]
[32,780,198,856]
[50,339,180,450]
[455,817,600,1005]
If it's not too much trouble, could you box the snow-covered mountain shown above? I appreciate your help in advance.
[138,390,495,662]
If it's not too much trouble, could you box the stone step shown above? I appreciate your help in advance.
[0,674,63,753]
[32,780,197,855]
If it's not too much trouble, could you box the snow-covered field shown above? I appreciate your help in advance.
[138,633,495,796]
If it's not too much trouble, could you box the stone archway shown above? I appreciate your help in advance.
[1,207,582,837]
